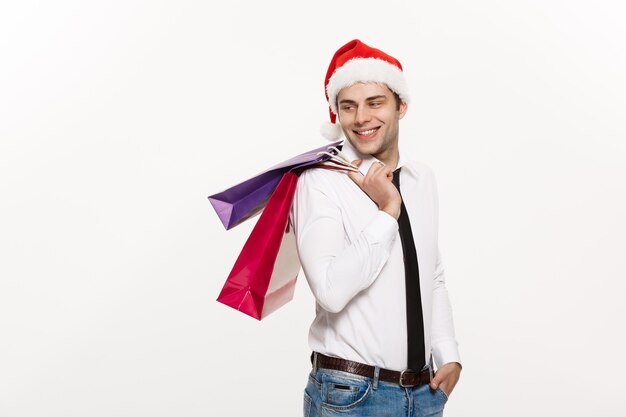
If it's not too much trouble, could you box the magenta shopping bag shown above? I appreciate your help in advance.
[216,171,300,320]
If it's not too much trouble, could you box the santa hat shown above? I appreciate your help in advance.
[321,39,410,140]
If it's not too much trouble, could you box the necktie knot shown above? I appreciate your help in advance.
[392,167,401,189]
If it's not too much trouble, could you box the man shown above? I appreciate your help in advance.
[291,40,461,417]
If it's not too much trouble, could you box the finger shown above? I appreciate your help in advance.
[372,165,394,185]
[438,382,450,397]
[366,161,383,176]
[348,169,364,187]
[348,159,364,183]
[348,160,364,177]
[430,372,443,390]
[380,165,394,180]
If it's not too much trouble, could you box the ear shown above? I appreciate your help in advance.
[398,100,408,120]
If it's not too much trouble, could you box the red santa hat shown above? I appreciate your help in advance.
[321,39,410,140]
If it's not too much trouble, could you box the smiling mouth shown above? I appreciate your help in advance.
[353,127,380,138]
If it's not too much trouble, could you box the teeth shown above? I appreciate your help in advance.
[357,128,377,135]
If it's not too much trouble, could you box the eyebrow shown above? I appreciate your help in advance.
[338,95,388,105]
[365,95,387,102]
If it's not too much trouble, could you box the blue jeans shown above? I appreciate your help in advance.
[303,367,448,417]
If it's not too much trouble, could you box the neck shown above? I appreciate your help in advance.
[375,147,399,170]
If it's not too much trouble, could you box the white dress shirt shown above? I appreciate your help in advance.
[290,139,461,371]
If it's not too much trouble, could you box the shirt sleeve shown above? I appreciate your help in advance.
[291,170,398,314]
[427,169,462,368]
[430,247,462,368]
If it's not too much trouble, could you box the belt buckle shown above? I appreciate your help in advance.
[399,369,417,387]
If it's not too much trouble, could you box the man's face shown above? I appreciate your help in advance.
[337,82,408,163]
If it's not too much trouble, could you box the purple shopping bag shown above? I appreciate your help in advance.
[208,140,342,230]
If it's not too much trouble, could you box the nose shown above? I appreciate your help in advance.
[355,105,371,125]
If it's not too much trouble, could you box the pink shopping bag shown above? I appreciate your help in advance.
[216,171,300,320]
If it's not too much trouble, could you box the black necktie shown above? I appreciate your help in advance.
[392,168,426,371]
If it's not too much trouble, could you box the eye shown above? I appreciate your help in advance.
[340,105,354,111]
[370,102,382,108]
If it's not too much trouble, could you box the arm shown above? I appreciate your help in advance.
[292,168,399,313]
[431,247,462,367]
[429,249,462,397]
[428,172,462,394]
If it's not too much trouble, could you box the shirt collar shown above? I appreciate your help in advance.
[339,139,416,176]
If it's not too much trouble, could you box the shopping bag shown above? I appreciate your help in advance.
[208,140,343,230]
[216,171,300,320]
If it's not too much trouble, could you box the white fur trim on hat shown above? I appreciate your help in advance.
[320,121,344,141]
[326,57,410,117]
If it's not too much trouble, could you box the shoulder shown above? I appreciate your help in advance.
[296,167,350,194]
[404,159,438,183]
[291,168,349,222]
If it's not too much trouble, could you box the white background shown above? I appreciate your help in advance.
[1,1,625,416]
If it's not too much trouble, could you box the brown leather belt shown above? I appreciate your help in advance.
[312,352,432,388]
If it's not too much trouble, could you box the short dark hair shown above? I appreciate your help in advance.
[334,85,404,112]
[392,91,402,110]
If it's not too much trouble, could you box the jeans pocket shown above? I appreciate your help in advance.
[320,372,371,410]
[436,387,449,402]
[303,392,312,417]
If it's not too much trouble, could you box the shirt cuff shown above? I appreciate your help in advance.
[432,339,462,369]
[362,210,398,244]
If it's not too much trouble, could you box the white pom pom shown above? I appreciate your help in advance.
[320,122,344,141]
